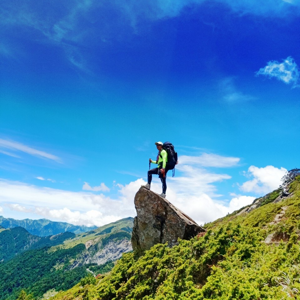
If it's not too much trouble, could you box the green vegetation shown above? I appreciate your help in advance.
[0,244,87,300]
[49,177,300,300]
[0,218,133,300]
[86,261,115,275]
[101,232,131,248]
[56,217,133,250]
[0,227,74,262]
[16,290,34,300]
[260,189,281,206]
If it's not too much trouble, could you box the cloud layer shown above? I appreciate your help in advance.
[0,151,286,226]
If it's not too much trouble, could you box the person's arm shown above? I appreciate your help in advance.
[161,150,167,169]
[150,158,157,164]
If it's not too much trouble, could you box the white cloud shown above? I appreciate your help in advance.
[223,92,255,103]
[228,195,256,211]
[34,208,111,227]
[0,138,61,162]
[36,177,55,183]
[8,204,32,213]
[240,165,288,194]
[0,150,20,158]
[83,182,110,192]
[220,77,256,103]
[179,153,240,167]
[168,164,231,198]
[257,57,299,88]
[0,179,137,226]
[0,206,3,213]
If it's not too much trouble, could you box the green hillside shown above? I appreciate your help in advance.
[54,217,133,250]
[0,218,133,300]
[0,226,74,262]
[0,216,97,237]
[49,175,300,300]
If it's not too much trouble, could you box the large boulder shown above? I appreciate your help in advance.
[131,187,205,254]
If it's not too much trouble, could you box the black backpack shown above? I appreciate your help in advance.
[162,142,178,172]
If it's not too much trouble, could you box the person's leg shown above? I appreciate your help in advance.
[160,176,167,194]
[159,168,169,194]
[148,168,159,185]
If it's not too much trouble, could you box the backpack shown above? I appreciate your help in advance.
[162,142,178,172]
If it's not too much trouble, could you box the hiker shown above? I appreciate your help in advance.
[144,141,168,198]
[145,141,178,198]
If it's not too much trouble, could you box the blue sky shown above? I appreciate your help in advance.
[0,0,299,226]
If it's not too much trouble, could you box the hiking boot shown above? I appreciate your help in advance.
[160,193,166,198]
[144,183,150,189]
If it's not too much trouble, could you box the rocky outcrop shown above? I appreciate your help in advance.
[131,187,205,254]
[70,239,132,268]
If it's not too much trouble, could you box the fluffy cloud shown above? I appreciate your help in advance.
[0,138,61,162]
[34,208,113,227]
[228,195,256,211]
[257,57,299,88]
[8,204,32,213]
[240,165,287,194]
[83,182,110,192]
[0,206,3,213]
[0,177,146,226]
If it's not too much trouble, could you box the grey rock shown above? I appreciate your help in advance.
[70,239,132,269]
[131,187,205,254]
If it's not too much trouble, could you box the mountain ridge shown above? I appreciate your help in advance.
[0,217,134,300]
[0,216,97,237]
[0,226,75,262]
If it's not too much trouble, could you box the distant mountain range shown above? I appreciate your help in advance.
[0,226,75,262]
[0,217,134,300]
[0,216,97,237]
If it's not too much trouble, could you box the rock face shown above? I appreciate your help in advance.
[70,239,132,268]
[131,187,205,253]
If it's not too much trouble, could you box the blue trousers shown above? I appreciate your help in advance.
[148,167,169,194]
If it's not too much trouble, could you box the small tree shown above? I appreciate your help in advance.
[80,274,96,286]
[17,290,34,300]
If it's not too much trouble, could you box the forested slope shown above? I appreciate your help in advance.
[0,218,133,299]
[50,175,300,300]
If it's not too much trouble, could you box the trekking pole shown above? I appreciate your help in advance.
[149,160,151,170]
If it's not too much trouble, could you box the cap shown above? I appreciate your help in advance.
[155,141,163,146]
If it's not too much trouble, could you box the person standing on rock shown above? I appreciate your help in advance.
[144,141,168,198]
